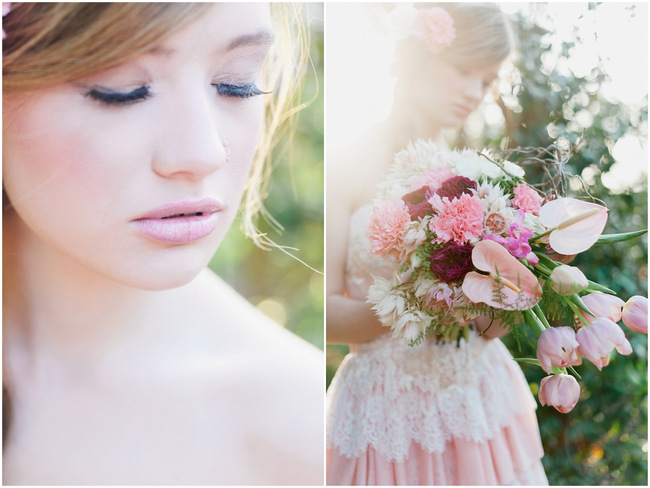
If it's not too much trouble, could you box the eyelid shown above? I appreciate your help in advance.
[85,85,152,107]
[214,82,269,99]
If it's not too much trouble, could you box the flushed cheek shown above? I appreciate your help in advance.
[4,95,145,253]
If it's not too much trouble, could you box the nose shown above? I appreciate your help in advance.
[151,91,226,181]
[463,75,484,105]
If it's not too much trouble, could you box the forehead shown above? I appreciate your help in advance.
[153,3,273,56]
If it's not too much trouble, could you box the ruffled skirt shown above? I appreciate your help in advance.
[326,332,548,486]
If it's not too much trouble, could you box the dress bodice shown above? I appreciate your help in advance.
[328,200,538,463]
[344,204,395,302]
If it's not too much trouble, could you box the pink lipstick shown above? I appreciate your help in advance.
[132,198,223,244]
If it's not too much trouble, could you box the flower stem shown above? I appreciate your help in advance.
[568,366,582,380]
[523,308,547,338]
[513,357,541,367]
[530,228,554,244]
[566,298,591,327]
[533,304,552,328]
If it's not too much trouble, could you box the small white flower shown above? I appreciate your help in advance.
[476,181,507,212]
[503,160,526,178]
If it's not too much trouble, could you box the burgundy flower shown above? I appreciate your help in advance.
[436,176,477,200]
[402,186,433,221]
[429,241,474,283]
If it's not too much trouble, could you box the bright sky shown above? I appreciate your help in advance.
[325,2,648,193]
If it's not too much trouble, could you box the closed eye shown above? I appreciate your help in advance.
[85,85,152,107]
[215,83,268,99]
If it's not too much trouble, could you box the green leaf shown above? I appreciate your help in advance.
[595,230,648,245]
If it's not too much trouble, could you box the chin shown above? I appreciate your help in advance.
[101,239,222,291]
[110,265,206,291]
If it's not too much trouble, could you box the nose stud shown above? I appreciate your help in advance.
[224,141,231,165]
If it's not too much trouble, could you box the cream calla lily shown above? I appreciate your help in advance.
[539,198,608,255]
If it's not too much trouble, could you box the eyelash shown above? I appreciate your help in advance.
[85,83,267,107]
[85,85,152,106]
[214,83,268,99]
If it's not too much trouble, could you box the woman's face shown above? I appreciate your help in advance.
[403,44,502,130]
[3,3,273,290]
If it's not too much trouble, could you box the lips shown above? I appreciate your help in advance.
[453,104,472,118]
[132,198,224,244]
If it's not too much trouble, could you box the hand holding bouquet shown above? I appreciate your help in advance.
[366,140,647,413]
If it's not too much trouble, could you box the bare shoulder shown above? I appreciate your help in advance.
[177,269,324,484]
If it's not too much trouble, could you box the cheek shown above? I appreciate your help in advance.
[3,96,145,241]
[220,100,265,197]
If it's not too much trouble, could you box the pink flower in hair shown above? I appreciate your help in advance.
[2,2,12,40]
[417,7,456,53]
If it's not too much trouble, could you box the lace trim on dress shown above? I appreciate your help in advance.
[326,332,538,462]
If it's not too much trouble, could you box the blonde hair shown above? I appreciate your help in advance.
[394,2,513,69]
[437,2,513,68]
[2,2,307,248]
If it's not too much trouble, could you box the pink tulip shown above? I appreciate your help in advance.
[579,293,625,324]
[539,198,608,255]
[622,296,648,334]
[549,264,589,296]
[537,326,582,373]
[576,317,632,370]
[462,240,542,310]
[539,374,580,413]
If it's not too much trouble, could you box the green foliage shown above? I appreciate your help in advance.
[210,12,324,350]
[492,5,648,485]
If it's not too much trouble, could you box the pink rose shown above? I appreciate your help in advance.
[512,184,544,215]
[366,199,411,257]
[435,175,477,200]
[402,186,433,221]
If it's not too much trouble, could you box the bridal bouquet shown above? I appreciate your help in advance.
[366,139,647,413]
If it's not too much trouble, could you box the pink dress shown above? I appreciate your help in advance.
[326,205,548,485]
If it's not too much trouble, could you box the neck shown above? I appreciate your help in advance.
[386,89,443,152]
[3,210,171,377]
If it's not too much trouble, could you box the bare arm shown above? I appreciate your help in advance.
[325,154,387,345]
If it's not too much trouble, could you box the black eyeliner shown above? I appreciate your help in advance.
[85,85,152,106]
[216,83,269,99]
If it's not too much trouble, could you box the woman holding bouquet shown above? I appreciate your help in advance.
[326,3,548,485]
[2,3,323,485]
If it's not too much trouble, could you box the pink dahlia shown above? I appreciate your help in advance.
[366,198,411,257]
[409,166,455,193]
[429,241,473,283]
[417,7,456,54]
[512,184,544,216]
[429,193,485,244]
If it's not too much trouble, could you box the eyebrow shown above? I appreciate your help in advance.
[149,30,275,58]
[227,30,275,51]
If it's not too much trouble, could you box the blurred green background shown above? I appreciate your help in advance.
[326,3,647,485]
[210,4,324,350]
